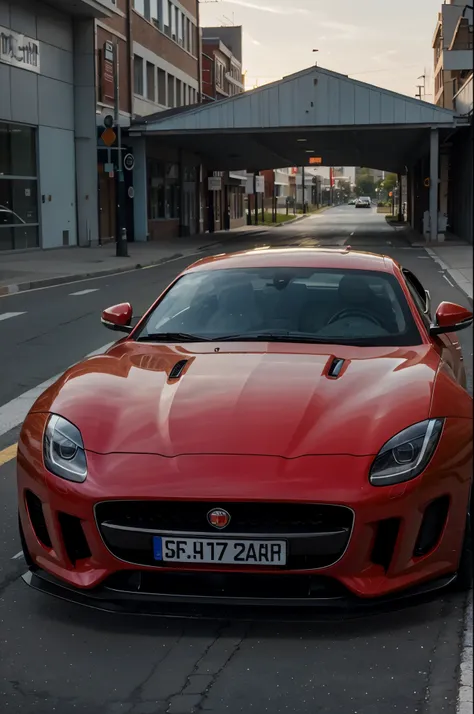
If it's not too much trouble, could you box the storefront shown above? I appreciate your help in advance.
[0,122,39,251]
[0,1,109,251]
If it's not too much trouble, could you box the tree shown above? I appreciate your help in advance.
[355,175,375,197]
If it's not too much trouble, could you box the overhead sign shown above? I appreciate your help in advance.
[0,26,40,73]
[208,176,222,191]
[309,156,322,165]
[123,153,135,171]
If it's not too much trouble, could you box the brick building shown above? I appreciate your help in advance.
[96,0,201,243]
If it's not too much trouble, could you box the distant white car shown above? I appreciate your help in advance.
[355,197,371,208]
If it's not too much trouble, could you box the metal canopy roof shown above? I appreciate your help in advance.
[131,65,465,173]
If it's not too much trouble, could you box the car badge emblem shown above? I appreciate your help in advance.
[207,508,231,530]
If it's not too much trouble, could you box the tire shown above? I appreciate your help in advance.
[453,497,473,592]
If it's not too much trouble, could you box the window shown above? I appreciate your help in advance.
[402,268,431,324]
[176,79,182,106]
[0,122,39,251]
[135,268,422,346]
[151,0,162,28]
[158,68,166,105]
[147,160,165,219]
[134,0,151,20]
[164,0,171,36]
[147,160,179,220]
[186,18,191,52]
[178,11,184,46]
[146,62,155,101]
[171,3,176,40]
[134,55,144,95]
[167,74,175,107]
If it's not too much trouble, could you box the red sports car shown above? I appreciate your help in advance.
[18,248,473,614]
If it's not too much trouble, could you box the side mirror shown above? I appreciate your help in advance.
[101,303,133,333]
[430,301,473,336]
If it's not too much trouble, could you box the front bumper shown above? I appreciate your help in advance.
[18,415,472,608]
[22,567,457,621]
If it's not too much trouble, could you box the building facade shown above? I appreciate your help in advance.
[0,0,112,252]
[432,0,473,242]
[95,0,201,244]
[432,0,472,110]
[200,26,246,231]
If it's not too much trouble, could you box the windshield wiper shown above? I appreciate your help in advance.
[136,332,211,342]
[213,332,330,343]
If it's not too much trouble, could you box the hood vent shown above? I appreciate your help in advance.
[168,359,189,380]
[327,358,345,379]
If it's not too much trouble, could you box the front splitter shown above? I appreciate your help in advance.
[22,568,457,622]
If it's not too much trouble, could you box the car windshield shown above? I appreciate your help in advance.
[135,267,422,346]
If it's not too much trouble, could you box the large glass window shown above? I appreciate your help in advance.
[147,161,179,220]
[0,122,38,250]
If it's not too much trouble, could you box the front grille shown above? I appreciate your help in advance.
[95,501,353,535]
[25,490,52,549]
[95,501,353,571]
[104,570,349,600]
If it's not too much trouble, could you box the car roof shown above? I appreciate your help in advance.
[186,248,396,275]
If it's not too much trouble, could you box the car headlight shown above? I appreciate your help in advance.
[369,419,444,486]
[43,415,87,483]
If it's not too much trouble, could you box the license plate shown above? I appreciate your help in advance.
[153,536,287,566]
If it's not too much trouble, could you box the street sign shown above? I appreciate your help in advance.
[101,127,116,147]
[123,153,135,171]
[255,176,265,193]
[208,176,222,191]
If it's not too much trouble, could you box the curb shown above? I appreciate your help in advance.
[0,252,187,297]
[456,592,473,714]
[0,229,274,297]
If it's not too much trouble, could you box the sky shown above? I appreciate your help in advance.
[199,0,444,99]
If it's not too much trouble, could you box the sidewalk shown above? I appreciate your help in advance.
[0,226,269,297]
[425,244,473,301]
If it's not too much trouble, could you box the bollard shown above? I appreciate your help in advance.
[116,226,129,257]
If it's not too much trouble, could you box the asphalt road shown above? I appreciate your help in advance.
[0,206,471,714]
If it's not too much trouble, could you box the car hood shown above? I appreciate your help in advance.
[32,342,440,457]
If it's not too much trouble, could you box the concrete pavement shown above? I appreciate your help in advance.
[0,226,270,296]
[0,206,472,714]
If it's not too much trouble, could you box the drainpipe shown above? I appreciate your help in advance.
[126,0,133,115]
[197,1,202,102]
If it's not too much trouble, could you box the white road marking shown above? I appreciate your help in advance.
[70,288,99,296]
[11,551,24,560]
[0,341,115,439]
[456,592,473,714]
[386,241,392,246]
[443,275,455,288]
[350,232,354,236]
[0,312,26,321]
[0,251,203,299]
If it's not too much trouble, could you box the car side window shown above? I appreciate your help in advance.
[402,268,431,327]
